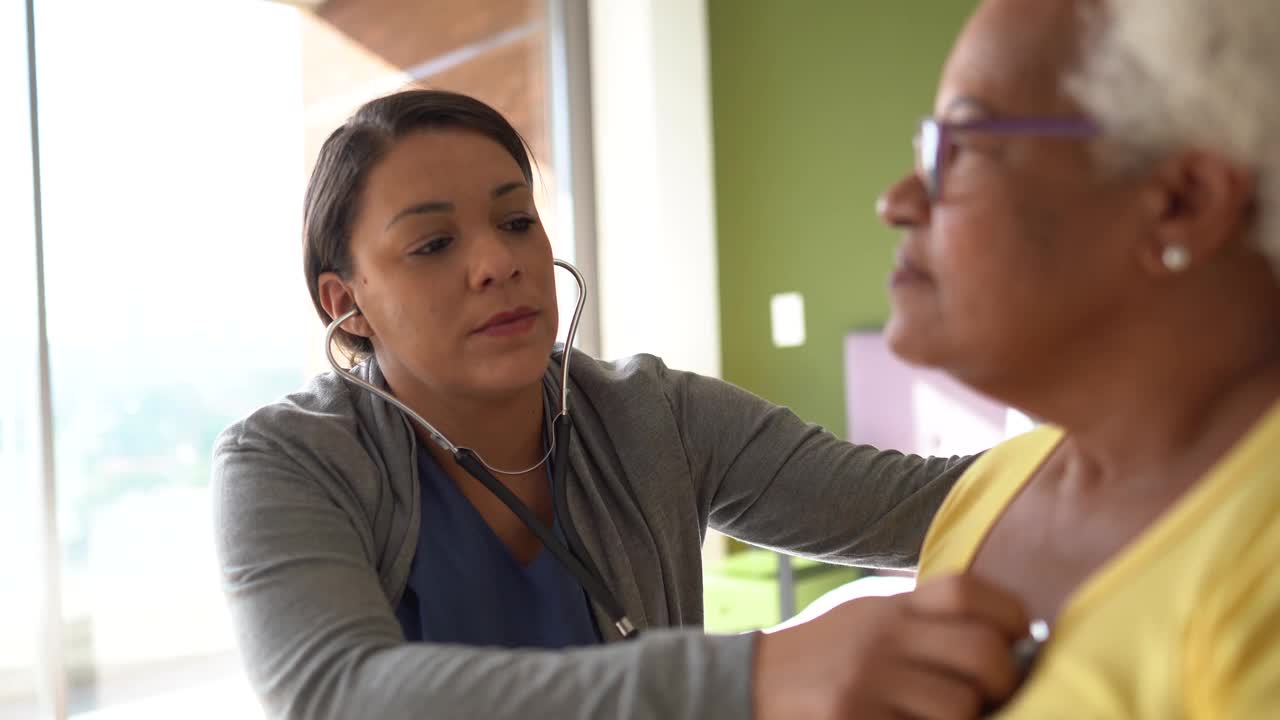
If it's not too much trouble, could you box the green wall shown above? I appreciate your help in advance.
[709,0,975,437]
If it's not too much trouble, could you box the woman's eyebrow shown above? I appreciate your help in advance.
[385,181,529,230]
[386,200,453,230]
[492,180,529,198]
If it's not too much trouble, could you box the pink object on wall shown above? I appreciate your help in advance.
[844,332,1018,456]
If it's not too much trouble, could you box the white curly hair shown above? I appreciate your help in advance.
[1068,0,1280,275]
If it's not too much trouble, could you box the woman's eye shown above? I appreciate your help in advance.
[500,217,537,233]
[414,236,453,255]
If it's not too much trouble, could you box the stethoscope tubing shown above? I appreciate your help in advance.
[322,259,637,638]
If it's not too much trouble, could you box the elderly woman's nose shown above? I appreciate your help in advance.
[877,173,931,229]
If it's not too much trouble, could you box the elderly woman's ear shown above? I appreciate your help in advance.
[1136,150,1257,276]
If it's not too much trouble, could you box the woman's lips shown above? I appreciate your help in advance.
[474,308,539,337]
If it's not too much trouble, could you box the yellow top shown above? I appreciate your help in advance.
[917,404,1280,719]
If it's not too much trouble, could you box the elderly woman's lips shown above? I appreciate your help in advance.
[889,259,932,287]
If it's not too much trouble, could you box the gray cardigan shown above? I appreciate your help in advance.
[212,348,971,720]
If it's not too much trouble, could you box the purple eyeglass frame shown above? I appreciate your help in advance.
[915,116,1100,199]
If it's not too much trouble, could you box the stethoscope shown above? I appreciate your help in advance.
[324,259,638,640]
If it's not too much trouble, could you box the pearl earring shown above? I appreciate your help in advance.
[1162,244,1191,273]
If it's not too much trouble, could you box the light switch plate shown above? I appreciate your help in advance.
[770,292,806,348]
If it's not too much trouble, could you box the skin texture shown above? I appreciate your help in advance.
[878,0,1280,622]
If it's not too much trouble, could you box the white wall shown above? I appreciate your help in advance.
[587,0,722,378]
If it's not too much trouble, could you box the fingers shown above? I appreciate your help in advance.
[882,664,983,720]
[751,576,1032,720]
[896,616,1021,703]
[907,573,1031,642]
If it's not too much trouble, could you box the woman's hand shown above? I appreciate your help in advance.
[753,573,1028,720]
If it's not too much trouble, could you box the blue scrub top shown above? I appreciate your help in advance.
[395,446,601,648]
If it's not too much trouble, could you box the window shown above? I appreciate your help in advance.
[2,1,44,715]
[36,2,312,716]
[10,0,580,717]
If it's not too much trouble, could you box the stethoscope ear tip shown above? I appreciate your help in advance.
[333,306,362,323]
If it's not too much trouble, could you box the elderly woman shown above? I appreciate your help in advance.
[877,0,1280,717]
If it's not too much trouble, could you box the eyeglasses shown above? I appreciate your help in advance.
[914,116,1100,200]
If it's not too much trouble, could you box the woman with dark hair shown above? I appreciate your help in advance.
[213,89,1028,720]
